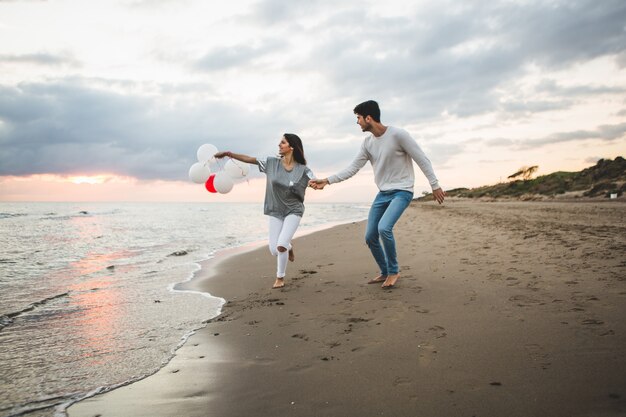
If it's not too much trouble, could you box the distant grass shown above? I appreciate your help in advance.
[419,157,625,200]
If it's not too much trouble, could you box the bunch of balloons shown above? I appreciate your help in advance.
[188,144,250,194]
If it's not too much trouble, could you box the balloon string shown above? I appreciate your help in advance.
[215,157,226,171]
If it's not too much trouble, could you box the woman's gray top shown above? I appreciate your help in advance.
[257,156,315,219]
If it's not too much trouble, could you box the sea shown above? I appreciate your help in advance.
[0,202,369,417]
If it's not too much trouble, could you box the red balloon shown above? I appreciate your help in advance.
[205,174,217,193]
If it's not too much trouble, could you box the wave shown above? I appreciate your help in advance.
[54,317,222,417]
[0,292,70,331]
[0,213,28,220]
[0,393,76,417]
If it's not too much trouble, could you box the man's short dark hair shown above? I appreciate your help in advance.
[353,100,381,123]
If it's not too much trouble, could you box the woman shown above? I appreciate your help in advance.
[215,134,315,289]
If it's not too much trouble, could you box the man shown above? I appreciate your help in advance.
[310,100,445,288]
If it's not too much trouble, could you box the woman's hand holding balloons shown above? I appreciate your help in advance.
[214,151,232,159]
[188,144,251,195]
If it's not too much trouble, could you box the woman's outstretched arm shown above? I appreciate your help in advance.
[214,151,257,165]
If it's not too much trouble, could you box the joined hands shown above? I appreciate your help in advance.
[308,178,329,190]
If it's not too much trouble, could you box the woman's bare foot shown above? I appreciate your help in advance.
[367,275,387,284]
[272,278,285,289]
[288,246,295,262]
[382,274,399,288]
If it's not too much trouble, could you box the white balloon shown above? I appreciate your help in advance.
[197,144,218,163]
[224,159,250,179]
[213,172,234,194]
[188,162,210,184]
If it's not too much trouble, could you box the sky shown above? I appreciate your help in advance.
[0,0,625,202]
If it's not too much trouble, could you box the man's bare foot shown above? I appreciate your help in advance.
[288,246,295,262]
[367,275,387,284]
[272,278,285,289]
[382,274,399,288]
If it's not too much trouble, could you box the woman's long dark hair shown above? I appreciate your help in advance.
[284,133,307,165]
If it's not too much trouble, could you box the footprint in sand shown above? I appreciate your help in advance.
[408,305,429,314]
[393,377,412,386]
[525,344,551,370]
[347,317,371,323]
[488,272,503,281]
[509,294,543,307]
[428,325,447,339]
[581,319,604,326]
[465,290,477,304]
[506,277,520,286]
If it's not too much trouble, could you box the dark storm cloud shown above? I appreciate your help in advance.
[0,79,289,180]
[256,0,626,122]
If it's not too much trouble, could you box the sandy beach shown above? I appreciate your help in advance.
[68,200,626,417]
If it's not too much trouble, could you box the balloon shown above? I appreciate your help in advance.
[205,174,217,193]
[213,172,234,194]
[197,144,218,163]
[188,162,210,184]
[224,159,249,179]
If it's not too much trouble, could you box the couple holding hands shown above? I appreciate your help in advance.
[214,100,445,289]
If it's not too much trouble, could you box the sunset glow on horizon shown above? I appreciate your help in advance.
[68,175,115,185]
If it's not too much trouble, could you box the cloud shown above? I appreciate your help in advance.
[1,0,625,188]
[531,122,626,146]
[193,39,287,71]
[535,79,626,97]
[246,0,338,26]
[264,0,626,122]
[0,79,290,180]
[0,52,79,67]
[484,122,626,149]
[127,0,191,8]
[499,99,576,115]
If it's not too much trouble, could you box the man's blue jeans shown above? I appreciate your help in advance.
[365,190,414,276]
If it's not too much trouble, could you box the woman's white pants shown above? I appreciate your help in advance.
[268,214,301,278]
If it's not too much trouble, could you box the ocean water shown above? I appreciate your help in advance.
[0,202,368,417]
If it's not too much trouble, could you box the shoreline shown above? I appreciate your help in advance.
[68,200,626,417]
[60,214,367,416]
[177,216,368,297]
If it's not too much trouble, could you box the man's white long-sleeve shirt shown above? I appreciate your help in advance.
[328,126,441,192]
